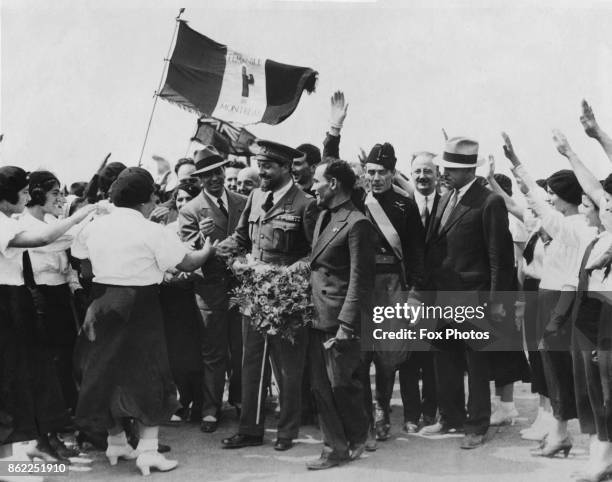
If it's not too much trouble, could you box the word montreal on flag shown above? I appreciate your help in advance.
[159,21,318,125]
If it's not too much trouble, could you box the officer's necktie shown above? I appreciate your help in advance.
[217,197,228,218]
[262,192,274,212]
[438,189,458,232]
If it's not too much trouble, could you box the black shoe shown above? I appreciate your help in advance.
[200,419,218,433]
[157,443,171,453]
[273,438,293,451]
[306,452,349,470]
[76,431,107,451]
[375,422,390,441]
[460,434,484,449]
[222,433,263,449]
[49,433,80,458]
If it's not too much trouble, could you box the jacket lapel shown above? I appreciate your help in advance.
[310,207,350,263]
[427,191,451,243]
[436,182,480,237]
[226,190,242,234]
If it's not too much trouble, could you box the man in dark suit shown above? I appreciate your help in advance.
[179,146,247,433]
[417,137,514,449]
[306,160,376,470]
[360,143,425,446]
[218,140,318,451]
[397,152,441,433]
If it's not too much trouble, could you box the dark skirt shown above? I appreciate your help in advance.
[159,281,202,412]
[523,278,548,397]
[74,283,179,432]
[538,289,577,421]
[488,351,531,388]
[35,284,78,412]
[0,285,71,444]
[573,295,612,441]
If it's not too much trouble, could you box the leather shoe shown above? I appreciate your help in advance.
[460,434,484,449]
[375,422,390,441]
[273,438,293,451]
[306,452,349,470]
[222,433,263,449]
[200,420,218,433]
[420,422,463,436]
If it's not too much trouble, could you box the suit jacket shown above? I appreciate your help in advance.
[179,188,247,282]
[421,180,514,301]
[310,200,376,333]
[224,183,318,266]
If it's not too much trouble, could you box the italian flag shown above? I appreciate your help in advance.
[159,21,318,125]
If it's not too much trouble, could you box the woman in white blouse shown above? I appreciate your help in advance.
[0,166,95,466]
[18,171,83,459]
[72,168,216,476]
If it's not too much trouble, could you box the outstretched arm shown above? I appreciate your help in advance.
[552,128,605,207]
[580,99,612,164]
[485,154,524,222]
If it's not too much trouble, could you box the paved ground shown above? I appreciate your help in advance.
[48,381,591,482]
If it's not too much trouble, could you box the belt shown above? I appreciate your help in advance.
[375,254,397,265]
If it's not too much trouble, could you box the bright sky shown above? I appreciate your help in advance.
[2,0,612,186]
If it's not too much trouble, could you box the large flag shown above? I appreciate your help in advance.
[159,21,318,125]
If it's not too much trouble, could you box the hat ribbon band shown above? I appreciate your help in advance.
[443,152,478,164]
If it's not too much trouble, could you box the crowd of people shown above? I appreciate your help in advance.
[1,92,612,482]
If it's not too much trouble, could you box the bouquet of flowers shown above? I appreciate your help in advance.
[229,254,314,343]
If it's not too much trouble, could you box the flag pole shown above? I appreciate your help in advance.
[138,8,185,167]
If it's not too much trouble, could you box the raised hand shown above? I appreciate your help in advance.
[358,147,368,166]
[442,128,449,141]
[501,132,521,167]
[484,155,496,179]
[580,99,600,139]
[330,91,348,129]
[552,129,573,157]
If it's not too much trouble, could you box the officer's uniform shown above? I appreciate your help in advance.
[220,140,318,444]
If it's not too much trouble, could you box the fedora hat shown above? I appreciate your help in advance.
[191,146,228,175]
[435,137,484,168]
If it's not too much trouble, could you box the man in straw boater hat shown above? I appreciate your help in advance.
[415,137,514,449]
[217,139,318,451]
[179,146,248,432]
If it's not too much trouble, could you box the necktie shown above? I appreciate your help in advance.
[22,251,36,289]
[217,197,228,218]
[438,190,458,232]
[522,231,539,264]
[421,196,431,228]
[262,192,274,212]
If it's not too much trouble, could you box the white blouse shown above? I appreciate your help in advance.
[17,211,73,286]
[72,207,189,286]
[0,212,25,286]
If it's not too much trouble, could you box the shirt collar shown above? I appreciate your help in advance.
[114,207,145,219]
[204,188,229,208]
[414,190,434,206]
[455,178,477,200]
[272,180,294,204]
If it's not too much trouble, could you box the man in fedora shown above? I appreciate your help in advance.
[218,139,318,451]
[179,146,248,432]
[417,137,514,449]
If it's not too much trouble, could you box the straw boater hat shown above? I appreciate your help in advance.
[191,146,228,176]
[435,137,484,169]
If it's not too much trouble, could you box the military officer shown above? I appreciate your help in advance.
[219,140,318,451]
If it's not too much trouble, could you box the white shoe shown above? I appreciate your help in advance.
[106,444,138,466]
[490,403,519,426]
[521,411,553,441]
[135,452,178,476]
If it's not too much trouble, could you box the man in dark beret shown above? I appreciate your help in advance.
[358,141,425,447]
